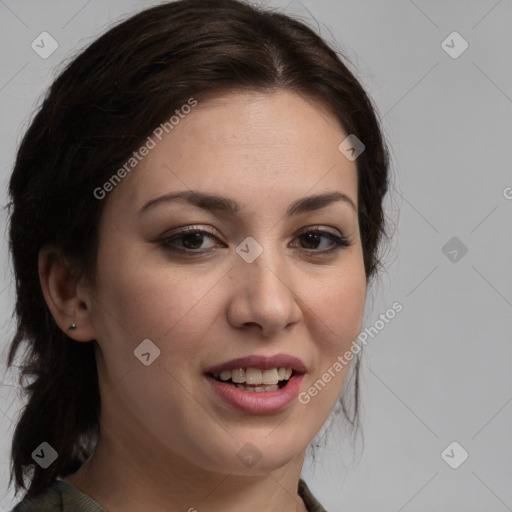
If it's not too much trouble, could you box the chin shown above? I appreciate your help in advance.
[200,437,305,475]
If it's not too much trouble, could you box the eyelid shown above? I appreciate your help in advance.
[294,224,343,237]
[162,224,219,238]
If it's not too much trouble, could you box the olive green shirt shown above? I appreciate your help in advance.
[11,478,327,511]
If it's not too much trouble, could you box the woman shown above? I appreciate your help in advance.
[6,0,390,510]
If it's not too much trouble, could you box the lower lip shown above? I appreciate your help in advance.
[205,374,305,414]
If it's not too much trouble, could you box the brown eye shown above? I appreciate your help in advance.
[160,227,222,254]
[293,228,351,254]
[180,232,206,249]
[299,232,323,249]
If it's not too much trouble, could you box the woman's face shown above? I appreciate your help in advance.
[88,90,366,475]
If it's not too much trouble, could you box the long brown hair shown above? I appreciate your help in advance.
[6,0,390,499]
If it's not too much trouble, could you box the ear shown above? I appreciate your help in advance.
[38,246,97,342]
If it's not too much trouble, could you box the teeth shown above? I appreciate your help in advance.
[215,366,294,385]
[231,368,245,384]
[220,370,232,381]
[262,368,279,385]
[235,384,280,392]
[246,367,263,385]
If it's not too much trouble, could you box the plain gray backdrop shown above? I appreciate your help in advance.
[0,1,511,511]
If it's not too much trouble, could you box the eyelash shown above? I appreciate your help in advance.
[159,225,352,256]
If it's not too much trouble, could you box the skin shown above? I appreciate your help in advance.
[39,90,367,512]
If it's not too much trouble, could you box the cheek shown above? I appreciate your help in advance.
[307,263,366,354]
[92,242,229,364]
[299,268,365,413]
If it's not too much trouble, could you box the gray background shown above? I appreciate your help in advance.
[0,1,511,511]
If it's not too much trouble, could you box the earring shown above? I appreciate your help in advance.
[68,323,77,331]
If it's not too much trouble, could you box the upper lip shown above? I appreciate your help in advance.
[205,354,307,375]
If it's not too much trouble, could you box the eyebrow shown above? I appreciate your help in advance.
[138,190,357,217]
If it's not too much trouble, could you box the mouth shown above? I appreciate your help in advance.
[204,354,307,413]
[205,369,305,415]
[208,367,297,393]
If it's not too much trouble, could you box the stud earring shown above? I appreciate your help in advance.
[68,323,77,331]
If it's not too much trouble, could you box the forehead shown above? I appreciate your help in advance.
[108,91,358,216]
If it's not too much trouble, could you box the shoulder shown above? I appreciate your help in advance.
[12,478,322,512]
[298,478,328,512]
[10,481,63,512]
[9,481,107,512]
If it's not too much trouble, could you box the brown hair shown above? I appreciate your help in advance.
[6,0,390,499]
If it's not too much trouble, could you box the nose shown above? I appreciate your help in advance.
[226,242,302,337]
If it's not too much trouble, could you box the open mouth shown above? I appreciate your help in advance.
[208,368,296,393]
